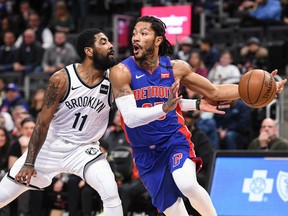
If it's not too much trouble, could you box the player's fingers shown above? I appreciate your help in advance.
[217,104,230,109]
[214,110,226,115]
[218,100,231,105]
[271,69,278,76]
[171,80,180,96]
[26,174,32,185]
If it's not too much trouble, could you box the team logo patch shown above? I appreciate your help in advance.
[276,171,288,202]
[161,72,170,79]
[100,84,109,94]
[172,153,183,167]
[85,147,99,155]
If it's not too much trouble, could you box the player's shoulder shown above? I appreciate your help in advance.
[48,68,68,89]
[171,59,190,68]
[110,62,131,77]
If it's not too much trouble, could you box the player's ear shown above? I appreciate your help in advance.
[155,36,163,47]
[84,47,93,57]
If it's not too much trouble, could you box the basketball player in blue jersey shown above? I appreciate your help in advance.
[109,16,287,216]
[0,29,124,215]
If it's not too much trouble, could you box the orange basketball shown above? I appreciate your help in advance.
[238,69,277,108]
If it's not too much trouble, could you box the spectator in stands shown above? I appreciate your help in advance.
[15,12,53,49]
[13,28,44,74]
[29,86,45,119]
[182,110,215,216]
[182,88,220,149]
[0,112,14,134]
[102,110,130,151]
[187,51,208,78]
[0,126,11,216]
[13,0,35,36]
[10,105,31,141]
[8,117,36,216]
[248,118,288,150]
[0,76,6,99]
[238,0,282,26]
[0,31,17,73]
[49,0,75,33]
[214,98,252,149]
[0,17,16,45]
[118,163,150,216]
[0,126,11,177]
[199,37,220,71]
[238,36,269,73]
[0,83,29,114]
[183,110,215,189]
[208,50,241,84]
[174,36,194,62]
[42,31,77,74]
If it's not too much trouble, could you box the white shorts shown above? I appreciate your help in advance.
[8,136,105,189]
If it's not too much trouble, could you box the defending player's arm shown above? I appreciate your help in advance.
[110,63,182,128]
[15,70,68,185]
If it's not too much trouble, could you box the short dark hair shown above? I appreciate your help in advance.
[136,16,173,56]
[20,117,35,127]
[75,28,103,61]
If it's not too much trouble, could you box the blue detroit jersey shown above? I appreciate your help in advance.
[121,56,201,212]
[122,56,192,151]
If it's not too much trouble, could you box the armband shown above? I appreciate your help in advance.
[196,99,201,110]
[24,163,34,167]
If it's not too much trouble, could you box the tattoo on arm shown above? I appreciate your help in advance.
[44,81,59,108]
[116,88,133,98]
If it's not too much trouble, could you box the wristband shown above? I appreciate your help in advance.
[260,146,268,150]
[179,99,197,111]
[24,163,34,167]
[196,99,201,110]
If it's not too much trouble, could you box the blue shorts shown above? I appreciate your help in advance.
[134,143,202,212]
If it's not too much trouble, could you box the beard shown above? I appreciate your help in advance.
[92,50,117,71]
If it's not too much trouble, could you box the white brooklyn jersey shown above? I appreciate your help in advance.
[48,63,112,143]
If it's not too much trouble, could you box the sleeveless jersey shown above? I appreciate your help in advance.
[121,56,193,151]
[48,63,112,144]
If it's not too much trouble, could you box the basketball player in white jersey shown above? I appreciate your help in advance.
[0,28,124,215]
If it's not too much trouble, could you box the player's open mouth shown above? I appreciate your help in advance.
[133,44,140,54]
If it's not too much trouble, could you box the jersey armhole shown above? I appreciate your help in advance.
[59,66,71,103]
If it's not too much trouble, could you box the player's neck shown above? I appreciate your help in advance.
[77,63,105,86]
[136,55,159,73]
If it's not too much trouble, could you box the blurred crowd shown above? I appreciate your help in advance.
[0,0,288,216]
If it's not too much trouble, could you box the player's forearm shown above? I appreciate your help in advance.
[214,84,239,100]
[25,120,49,164]
[115,94,166,128]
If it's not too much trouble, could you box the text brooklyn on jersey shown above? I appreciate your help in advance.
[65,96,106,112]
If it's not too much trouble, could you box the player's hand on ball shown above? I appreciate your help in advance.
[15,164,37,186]
[271,69,287,94]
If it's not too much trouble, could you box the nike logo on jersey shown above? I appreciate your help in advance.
[71,86,81,90]
[136,74,145,79]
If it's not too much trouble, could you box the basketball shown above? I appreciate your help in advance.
[238,69,276,108]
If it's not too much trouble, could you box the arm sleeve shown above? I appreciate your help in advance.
[115,94,166,128]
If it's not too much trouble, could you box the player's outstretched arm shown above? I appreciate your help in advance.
[110,63,182,128]
[15,70,67,185]
[172,60,240,101]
